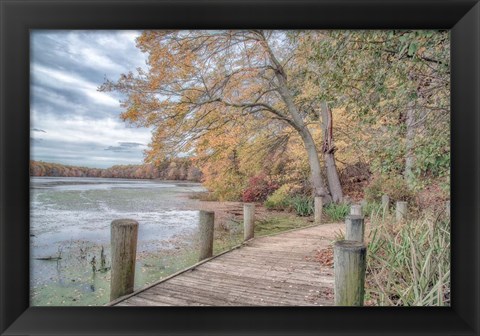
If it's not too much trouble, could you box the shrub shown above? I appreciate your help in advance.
[365,175,414,203]
[242,173,279,203]
[324,203,350,222]
[264,184,291,210]
[364,177,383,203]
[208,174,244,201]
[287,195,313,217]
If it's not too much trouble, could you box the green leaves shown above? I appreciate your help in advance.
[302,30,449,192]
[408,41,419,57]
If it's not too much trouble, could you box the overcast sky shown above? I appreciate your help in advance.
[30,30,152,168]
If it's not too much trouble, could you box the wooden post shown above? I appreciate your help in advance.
[381,194,389,213]
[198,210,215,261]
[334,240,367,306]
[396,201,408,222]
[110,219,138,301]
[314,196,323,225]
[345,215,365,242]
[350,204,362,216]
[244,203,255,241]
[445,200,450,217]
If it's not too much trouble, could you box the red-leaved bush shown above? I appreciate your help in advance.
[242,173,279,203]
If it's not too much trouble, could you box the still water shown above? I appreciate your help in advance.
[30,177,207,306]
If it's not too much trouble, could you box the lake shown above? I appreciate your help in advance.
[30,177,209,306]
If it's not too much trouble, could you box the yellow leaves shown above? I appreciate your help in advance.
[296,77,322,102]
[111,31,355,196]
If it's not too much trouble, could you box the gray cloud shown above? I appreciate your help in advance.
[104,146,131,152]
[104,141,145,153]
[30,30,151,168]
[30,137,43,143]
[118,142,144,147]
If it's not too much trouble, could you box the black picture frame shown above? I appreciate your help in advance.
[1,0,479,335]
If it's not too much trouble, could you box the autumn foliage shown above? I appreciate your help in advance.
[98,30,450,206]
[241,174,279,203]
[30,159,202,181]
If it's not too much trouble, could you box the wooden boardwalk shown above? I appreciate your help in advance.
[110,224,338,306]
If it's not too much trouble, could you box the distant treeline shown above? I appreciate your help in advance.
[30,159,202,182]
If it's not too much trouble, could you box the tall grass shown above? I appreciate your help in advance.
[288,195,313,216]
[362,201,382,218]
[365,207,450,306]
[324,202,350,222]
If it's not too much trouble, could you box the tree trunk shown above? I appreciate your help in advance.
[258,32,331,203]
[320,102,344,203]
[299,128,331,201]
[276,82,331,202]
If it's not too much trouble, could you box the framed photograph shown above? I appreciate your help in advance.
[1,0,479,335]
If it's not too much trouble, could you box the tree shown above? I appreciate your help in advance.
[300,30,449,192]
[101,30,336,205]
[320,102,343,202]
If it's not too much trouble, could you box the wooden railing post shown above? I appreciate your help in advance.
[244,203,255,241]
[345,215,365,242]
[198,210,215,261]
[314,196,323,225]
[350,204,362,216]
[334,240,367,306]
[396,201,408,222]
[110,219,139,301]
[381,194,389,213]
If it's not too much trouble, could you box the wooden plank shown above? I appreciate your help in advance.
[175,271,328,297]
[180,268,333,290]
[147,287,279,306]
[135,291,209,306]
[208,255,333,274]
[112,223,337,307]
[135,292,211,306]
[220,248,317,259]
[241,244,329,253]
[198,261,334,281]
[147,280,323,306]
[213,246,322,258]
[144,282,265,306]
[120,296,172,307]
[171,273,333,305]
[216,252,326,266]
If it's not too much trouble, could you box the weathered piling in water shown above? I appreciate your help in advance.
[244,203,255,241]
[110,219,139,301]
[314,197,323,225]
[396,201,408,222]
[334,240,367,306]
[345,215,365,242]
[350,204,362,216]
[381,194,390,213]
[198,210,215,261]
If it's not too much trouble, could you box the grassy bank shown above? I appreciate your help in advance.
[365,205,450,306]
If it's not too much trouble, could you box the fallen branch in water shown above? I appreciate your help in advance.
[34,256,62,261]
